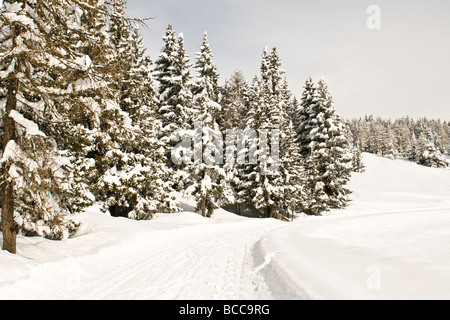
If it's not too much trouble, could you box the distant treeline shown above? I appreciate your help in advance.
[347,116,450,168]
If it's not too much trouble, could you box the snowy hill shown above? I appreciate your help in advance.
[0,153,449,300]
[259,153,450,300]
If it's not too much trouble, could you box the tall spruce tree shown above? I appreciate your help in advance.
[185,32,227,218]
[154,24,194,191]
[236,76,264,214]
[154,23,193,157]
[305,78,353,212]
[219,70,250,215]
[241,48,305,219]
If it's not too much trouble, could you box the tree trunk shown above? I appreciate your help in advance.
[2,77,18,254]
[201,196,206,218]
[266,206,276,219]
[264,207,270,218]
[271,206,276,219]
[235,203,241,216]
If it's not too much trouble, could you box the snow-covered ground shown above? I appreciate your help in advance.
[260,154,450,300]
[0,203,284,300]
[0,153,449,300]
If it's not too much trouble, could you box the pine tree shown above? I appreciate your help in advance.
[154,23,193,154]
[413,123,448,168]
[93,7,179,220]
[154,24,194,191]
[295,78,318,157]
[185,32,227,218]
[280,119,306,219]
[241,48,305,219]
[236,76,264,214]
[306,78,353,212]
[219,70,249,131]
[416,141,448,168]
[346,119,366,173]
[192,32,220,103]
[172,32,195,126]
[287,96,300,127]
[219,70,250,215]
[390,118,413,156]
[0,0,126,250]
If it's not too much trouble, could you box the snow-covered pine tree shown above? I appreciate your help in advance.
[434,120,450,154]
[390,118,413,157]
[0,0,125,250]
[241,48,305,219]
[236,76,264,214]
[241,49,280,218]
[153,24,194,191]
[295,78,318,157]
[192,32,220,103]
[351,144,365,173]
[266,48,305,218]
[287,95,300,128]
[65,0,149,222]
[346,120,366,173]
[219,70,249,131]
[185,32,227,218]
[219,70,250,215]
[108,0,134,116]
[93,5,179,220]
[154,23,179,128]
[125,25,180,217]
[381,122,396,159]
[416,141,448,168]
[280,119,306,220]
[305,78,353,212]
[154,23,193,156]
[412,123,448,168]
[174,32,195,126]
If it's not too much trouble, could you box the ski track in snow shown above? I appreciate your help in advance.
[0,219,285,300]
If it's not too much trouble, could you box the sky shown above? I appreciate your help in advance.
[126,0,450,120]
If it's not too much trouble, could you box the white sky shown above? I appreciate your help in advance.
[126,0,450,120]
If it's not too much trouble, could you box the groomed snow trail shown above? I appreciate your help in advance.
[0,216,285,300]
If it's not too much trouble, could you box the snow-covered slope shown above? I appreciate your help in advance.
[0,199,284,300]
[259,153,450,300]
[0,153,449,300]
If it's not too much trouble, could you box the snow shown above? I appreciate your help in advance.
[0,202,283,300]
[1,140,19,163]
[74,55,92,71]
[260,153,450,300]
[0,153,449,300]
[0,59,15,78]
[8,2,23,13]
[9,110,46,137]
[2,12,32,26]
[67,6,83,30]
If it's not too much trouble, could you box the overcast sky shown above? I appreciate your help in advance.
[126,0,450,120]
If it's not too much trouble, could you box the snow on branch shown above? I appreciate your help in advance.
[9,110,46,137]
